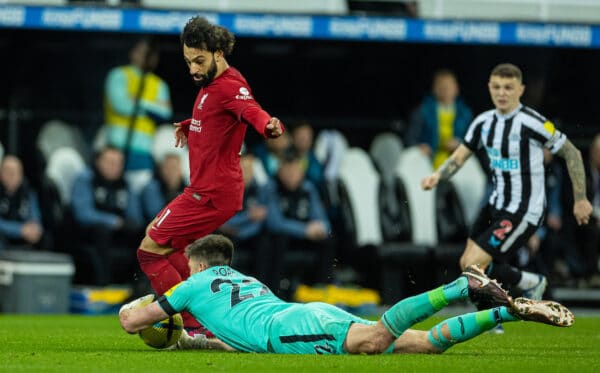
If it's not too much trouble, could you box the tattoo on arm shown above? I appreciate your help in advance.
[557,140,587,201]
[438,158,461,181]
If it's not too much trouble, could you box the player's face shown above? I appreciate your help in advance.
[488,75,525,114]
[183,45,218,87]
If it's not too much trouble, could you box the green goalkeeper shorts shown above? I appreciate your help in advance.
[267,302,375,354]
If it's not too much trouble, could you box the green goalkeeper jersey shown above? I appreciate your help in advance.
[158,265,292,352]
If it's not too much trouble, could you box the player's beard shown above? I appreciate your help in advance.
[193,56,218,87]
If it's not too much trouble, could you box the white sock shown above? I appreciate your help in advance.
[517,271,541,290]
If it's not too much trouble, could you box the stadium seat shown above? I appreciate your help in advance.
[395,146,437,247]
[372,142,435,304]
[45,147,86,206]
[449,157,487,227]
[314,129,349,183]
[314,130,349,210]
[378,177,412,243]
[337,148,382,247]
[36,119,89,162]
[92,125,106,152]
[435,180,468,244]
[252,156,269,186]
[369,132,404,177]
[369,132,411,242]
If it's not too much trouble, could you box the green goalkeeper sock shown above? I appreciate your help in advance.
[427,306,518,351]
[381,277,468,338]
[442,275,469,302]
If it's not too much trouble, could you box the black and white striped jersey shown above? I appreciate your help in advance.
[463,104,567,224]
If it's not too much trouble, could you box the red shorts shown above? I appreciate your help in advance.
[148,192,237,251]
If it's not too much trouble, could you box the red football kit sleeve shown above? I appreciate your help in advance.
[179,67,283,212]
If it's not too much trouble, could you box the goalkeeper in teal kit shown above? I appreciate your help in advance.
[120,234,574,354]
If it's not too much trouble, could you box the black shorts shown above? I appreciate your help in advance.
[469,205,539,260]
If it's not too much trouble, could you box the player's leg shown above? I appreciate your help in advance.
[488,262,547,299]
[428,306,517,351]
[459,238,493,270]
[137,232,204,331]
[167,249,191,280]
[137,193,236,331]
[137,226,178,294]
[461,208,546,298]
[427,298,574,352]
[380,264,511,339]
[345,266,511,354]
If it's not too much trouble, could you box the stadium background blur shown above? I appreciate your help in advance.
[1,0,600,313]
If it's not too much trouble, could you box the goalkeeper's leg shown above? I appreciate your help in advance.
[381,265,511,339]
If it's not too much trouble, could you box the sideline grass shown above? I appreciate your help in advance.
[1,314,599,372]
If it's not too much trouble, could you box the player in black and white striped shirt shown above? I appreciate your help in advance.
[422,63,592,302]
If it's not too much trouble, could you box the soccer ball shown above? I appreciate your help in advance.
[138,313,184,349]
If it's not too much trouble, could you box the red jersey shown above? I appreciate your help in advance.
[180,67,278,211]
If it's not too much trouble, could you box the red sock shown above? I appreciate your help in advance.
[136,249,182,295]
[137,248,204,331]
[167,252,205,331]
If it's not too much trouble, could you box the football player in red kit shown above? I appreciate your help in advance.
[136,16,284,334]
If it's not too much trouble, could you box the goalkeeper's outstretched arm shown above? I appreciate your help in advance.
[421,144,472,190]
[119,296,169,334]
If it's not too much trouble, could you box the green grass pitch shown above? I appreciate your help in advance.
[1,314,599,372]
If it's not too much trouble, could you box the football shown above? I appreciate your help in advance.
[138,313,184,349]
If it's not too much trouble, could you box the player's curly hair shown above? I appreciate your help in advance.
[181,16,235,55]
[185,234,234,266]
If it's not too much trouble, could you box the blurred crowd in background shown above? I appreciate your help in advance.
[2,1,600,306]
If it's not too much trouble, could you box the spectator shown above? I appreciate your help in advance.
[102,38,173,192]
[219,153,272,276]
[140,153,186,222]
[254,132,292,177]
[265,151,336,298]
[71,146,143,285]
[291,121,324,190]
[0,155,44,251]
[406,69,473,169]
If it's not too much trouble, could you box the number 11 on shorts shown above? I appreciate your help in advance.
[156,209,172,227]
